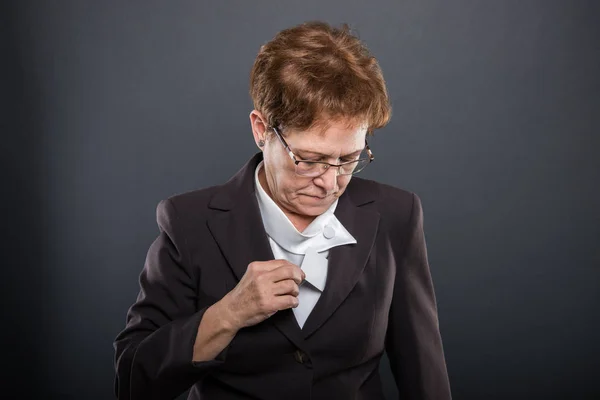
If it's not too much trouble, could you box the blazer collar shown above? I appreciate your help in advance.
[207,153,380,348]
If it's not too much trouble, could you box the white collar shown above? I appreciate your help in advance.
[254,161,356,256]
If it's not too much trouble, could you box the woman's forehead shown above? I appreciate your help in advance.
[287,120,366,142]
[286,126,367,156]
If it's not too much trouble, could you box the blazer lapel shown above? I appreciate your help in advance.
[207,194,274,280]
[207,153,306,350]
[301,182,380,339]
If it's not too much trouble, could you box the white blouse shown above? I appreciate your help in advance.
[254,161,356,328]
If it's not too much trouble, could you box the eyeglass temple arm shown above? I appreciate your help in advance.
[271,126,299,163]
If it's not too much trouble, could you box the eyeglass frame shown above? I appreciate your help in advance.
[268,125,374,177]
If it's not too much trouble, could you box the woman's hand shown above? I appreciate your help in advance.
[219,260,306,330]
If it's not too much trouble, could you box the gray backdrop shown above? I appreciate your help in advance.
[4,0,599,399]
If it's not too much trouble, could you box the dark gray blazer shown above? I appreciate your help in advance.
[114,152,451,400]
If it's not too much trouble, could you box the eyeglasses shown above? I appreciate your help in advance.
[270,125,374,177]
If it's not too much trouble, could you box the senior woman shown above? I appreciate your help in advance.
[114,21,451,400]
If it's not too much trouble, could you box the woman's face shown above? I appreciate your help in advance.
[251,112,367,221]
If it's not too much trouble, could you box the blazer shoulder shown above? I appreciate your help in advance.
[350,177,423,238]
[351,177,418,213]
[166,185,221,211]
[154,185,223,231]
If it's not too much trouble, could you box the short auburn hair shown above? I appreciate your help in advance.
[249,21,391,135]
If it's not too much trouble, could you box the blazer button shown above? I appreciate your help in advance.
[294,349,307,364]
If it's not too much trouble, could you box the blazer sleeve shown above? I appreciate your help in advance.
[113,198,229,400]
[385,193,452,399]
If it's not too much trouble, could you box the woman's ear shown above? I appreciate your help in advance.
[249,110,268,150]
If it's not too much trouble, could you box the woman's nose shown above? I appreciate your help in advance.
[313,166,339,193]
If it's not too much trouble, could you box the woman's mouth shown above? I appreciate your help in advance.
[303,194,326,200]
